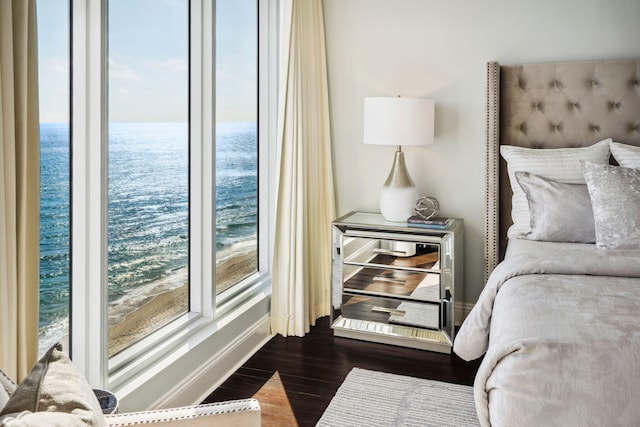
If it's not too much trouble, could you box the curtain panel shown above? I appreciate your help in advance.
[0,0,40,381]
[271,0,336,337]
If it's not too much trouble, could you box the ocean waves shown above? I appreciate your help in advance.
[39,121,258,354]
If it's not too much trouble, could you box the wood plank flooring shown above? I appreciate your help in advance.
[203,316,481,427]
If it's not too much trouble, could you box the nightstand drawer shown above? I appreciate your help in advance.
[343,236,440,272]
[339,294,442,331]
[343,267,441,302]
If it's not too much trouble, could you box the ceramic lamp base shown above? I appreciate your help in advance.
[380,185,417,222]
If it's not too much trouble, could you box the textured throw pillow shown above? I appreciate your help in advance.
[515,172,595,243]
[0,370,17,412]
[0,387,9,414]
[500,139,610,238]
[611,142,640,169]
[0,343,107,427]
[583,162,640,250]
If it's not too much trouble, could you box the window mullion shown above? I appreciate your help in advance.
[190,0,216,317]
[259,0,279,273]
[70,0,109,387]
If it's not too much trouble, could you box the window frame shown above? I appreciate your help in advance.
[69,0,276,403]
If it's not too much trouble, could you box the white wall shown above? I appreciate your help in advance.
[323,0,640,307]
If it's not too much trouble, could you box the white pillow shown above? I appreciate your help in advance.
[611,142,640,169]
[501,139,610,238]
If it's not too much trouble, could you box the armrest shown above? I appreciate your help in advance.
[105,398,261,427]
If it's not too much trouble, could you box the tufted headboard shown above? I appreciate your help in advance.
[485,59,640,280]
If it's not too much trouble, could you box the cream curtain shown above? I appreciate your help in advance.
[0,0,40,381]
[271,0,336,336]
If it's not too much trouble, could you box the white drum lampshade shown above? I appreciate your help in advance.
[363,97,435,222]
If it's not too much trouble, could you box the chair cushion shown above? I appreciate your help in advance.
[0,343,107,426]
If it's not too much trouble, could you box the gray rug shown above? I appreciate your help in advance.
[317,368,479,427]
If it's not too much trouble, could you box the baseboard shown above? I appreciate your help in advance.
[111,282,272,413]
[455,301,475,326]
[151,314,273,410]
[127,300,471,410]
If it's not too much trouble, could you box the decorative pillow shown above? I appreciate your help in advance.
[611,142,640,169]
[0,370,17,411]
[0,343,107,427]
[0,388,9,414]
[582,162,640,250]
[515,172,595,243]
[500,138,610,238]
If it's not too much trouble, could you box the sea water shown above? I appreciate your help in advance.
[38,121,257,353]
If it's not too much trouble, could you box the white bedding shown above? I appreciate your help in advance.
[454,239,640,426]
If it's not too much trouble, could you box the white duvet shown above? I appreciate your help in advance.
[454,239,640,426]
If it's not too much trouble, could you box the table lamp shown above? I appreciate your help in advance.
[363,97,435,222]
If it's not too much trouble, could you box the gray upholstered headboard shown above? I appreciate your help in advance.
[485,59,640,280]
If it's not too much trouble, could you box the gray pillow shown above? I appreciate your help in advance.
[500,139,610,238]
[582,162,640,250]
[610,142,640,168]
[515,171,595,243]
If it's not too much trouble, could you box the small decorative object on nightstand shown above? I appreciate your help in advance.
[414,196,439,220]
[330,211,463,353]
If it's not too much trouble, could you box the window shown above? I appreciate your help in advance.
[107,0,190,356]
[37,0,70,356]
[45,0,274,405]
[215,0,258,294]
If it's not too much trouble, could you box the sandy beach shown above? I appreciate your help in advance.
[108,248,258,356]
[216,248,258,294]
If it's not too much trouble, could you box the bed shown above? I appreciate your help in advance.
[453,59,640,426]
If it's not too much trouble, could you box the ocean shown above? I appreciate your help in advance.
[38,121,258,353]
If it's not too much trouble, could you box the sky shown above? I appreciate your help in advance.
[37,0,257,123]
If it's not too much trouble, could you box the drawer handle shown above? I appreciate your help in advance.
[372,248,407,256]
[371,306,406,316]
[372,276,406,284]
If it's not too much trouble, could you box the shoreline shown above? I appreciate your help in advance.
[108,247,258,356]
[39,245,259,356]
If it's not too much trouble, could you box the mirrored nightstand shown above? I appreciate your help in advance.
[330,211,463,353]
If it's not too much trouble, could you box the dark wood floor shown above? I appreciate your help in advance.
[203,316,482,427]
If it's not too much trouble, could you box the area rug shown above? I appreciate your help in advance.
[316,367,479,427]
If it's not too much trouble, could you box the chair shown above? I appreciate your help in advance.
[0,347,261,427]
